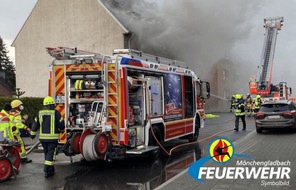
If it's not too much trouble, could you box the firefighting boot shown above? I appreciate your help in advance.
[21,157,32,164]
[44,171,55,178]
[45,165,55,178]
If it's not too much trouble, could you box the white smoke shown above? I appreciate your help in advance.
[102,0,264,74]
[101,0,296,96]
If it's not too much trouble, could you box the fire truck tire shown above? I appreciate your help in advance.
[149,126,163,146]
[189,118,200,142]
[0,157,13,182]
[94,133,108,155]
[2,146,21,174]
[70,132,82,154]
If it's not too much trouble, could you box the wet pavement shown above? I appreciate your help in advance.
[158,128,296,190]
[0,112,265,190]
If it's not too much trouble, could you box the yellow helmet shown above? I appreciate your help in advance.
[11,100,23,108]
[43,96,55,106]
[235,94,242,99]
[256,95,261,99]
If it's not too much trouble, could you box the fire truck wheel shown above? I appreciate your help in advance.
[0,157,13,182]
[189,119,200,142]
[149,126,163,146]
[70,132,82,154]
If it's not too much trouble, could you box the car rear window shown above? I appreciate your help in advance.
[259,103,290,112]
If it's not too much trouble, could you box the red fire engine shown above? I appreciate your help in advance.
[46,47,210,161]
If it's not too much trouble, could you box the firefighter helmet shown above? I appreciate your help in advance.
[235,94,242,99]
[11,100,23,108]
[256,95,261,99]
[43,96,55,106]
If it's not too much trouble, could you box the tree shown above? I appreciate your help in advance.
[0,36,16,89]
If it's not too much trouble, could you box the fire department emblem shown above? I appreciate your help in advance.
[209,138,234,163]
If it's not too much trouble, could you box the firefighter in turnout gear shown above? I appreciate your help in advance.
[0,103,14,142]
[31,96,65,178]
[229,95,236,112]
[9,100,32,163]
[253,95,262,113]
[234,94,246,131]
[245,94,254,117]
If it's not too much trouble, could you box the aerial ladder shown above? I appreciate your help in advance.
[249,16,292,100]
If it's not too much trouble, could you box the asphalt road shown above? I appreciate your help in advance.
[0,112,257,190]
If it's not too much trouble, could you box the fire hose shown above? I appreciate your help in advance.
[26,141,41,155]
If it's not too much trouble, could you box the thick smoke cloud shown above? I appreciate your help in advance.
[101,0,265,80]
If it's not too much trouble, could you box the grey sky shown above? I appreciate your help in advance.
[0,0,37,61]
[1,0,296,94]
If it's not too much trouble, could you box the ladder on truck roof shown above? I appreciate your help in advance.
[46,47,104,60]
[113,49,187,68]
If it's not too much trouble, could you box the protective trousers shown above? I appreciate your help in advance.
[15,135,27,158]
[235,115,246,130]
[41,141,58,173]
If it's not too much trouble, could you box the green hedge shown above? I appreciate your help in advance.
[0,97,44,124]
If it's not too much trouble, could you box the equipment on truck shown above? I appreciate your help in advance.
[249,17,292,102]
[46,47,210,162]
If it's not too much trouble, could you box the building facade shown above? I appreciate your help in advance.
[12,0,132,97]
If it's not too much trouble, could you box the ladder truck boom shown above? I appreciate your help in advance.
[257,17,283,93]
[249,17,284,97]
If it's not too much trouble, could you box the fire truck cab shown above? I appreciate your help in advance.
[47,47,210,161]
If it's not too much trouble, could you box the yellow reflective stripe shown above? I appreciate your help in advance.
[51,114,54,134]
[39,115,43,134]
[31,131,37,135]
[39,110,55,116]
[45,160,54,166]
[39,110,56,139]
[39,134,60,139]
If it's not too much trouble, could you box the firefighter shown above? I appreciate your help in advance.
[31,96,65,178]
[0,103,14,143]
[234,94,246,131]
[9,99,32,163]
[245,93,253,117]
[229,95,236,112]
[253,94,262,113]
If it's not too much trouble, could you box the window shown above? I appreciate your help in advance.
[259,103,290,112]
[184,76,194,118]
[222,70,229,80]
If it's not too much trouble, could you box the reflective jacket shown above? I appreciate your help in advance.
[0,110,14,140]
[31,107,65,142]
[254,98,262,109]
[9,110,27,137]
[234,99,245,116]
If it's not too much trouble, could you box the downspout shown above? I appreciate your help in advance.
[124,32,134,49]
